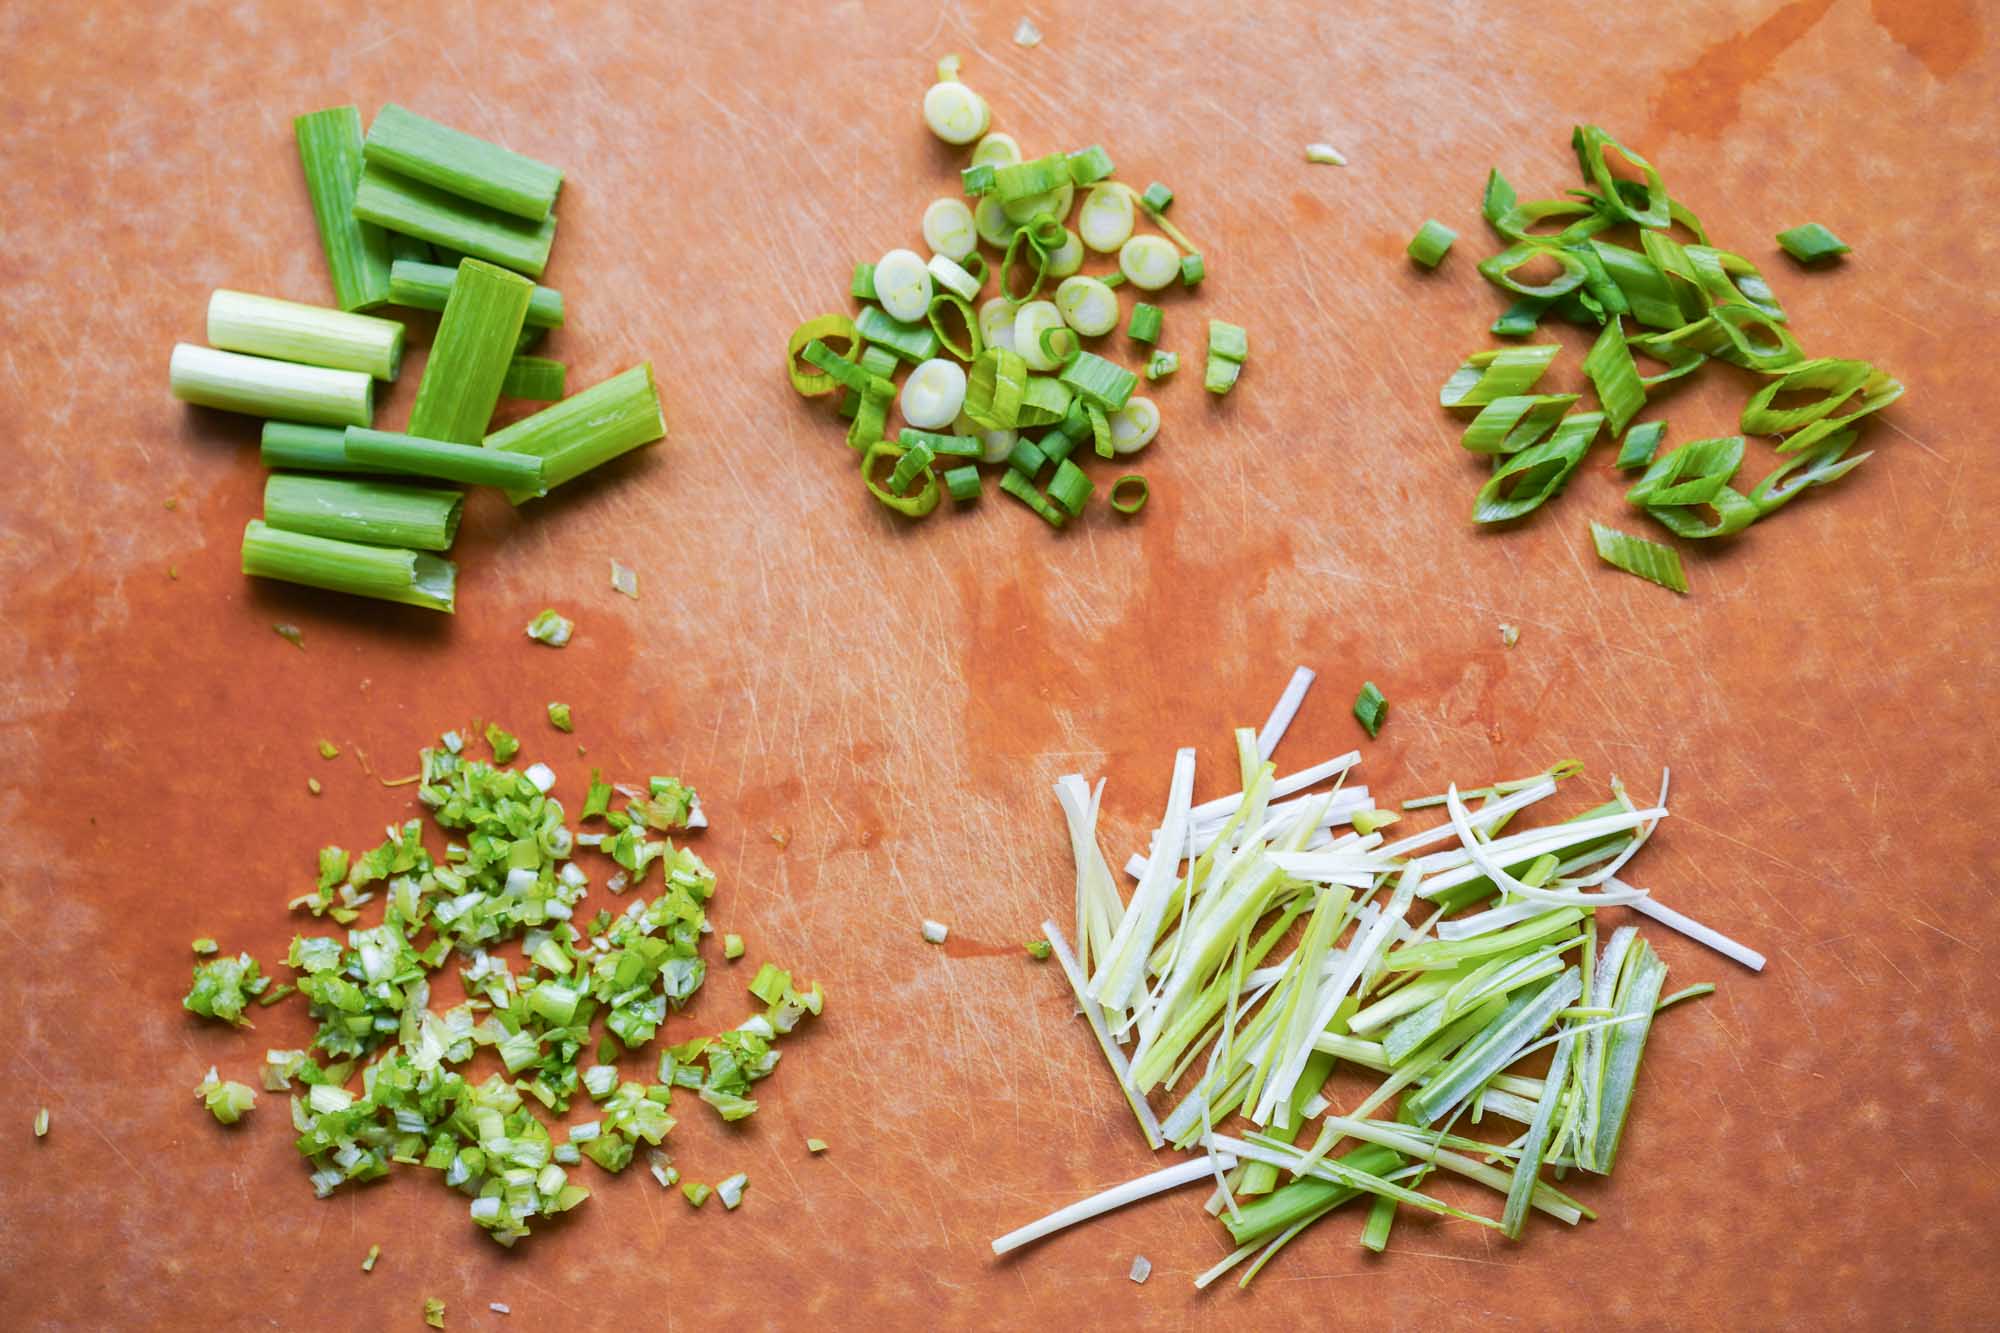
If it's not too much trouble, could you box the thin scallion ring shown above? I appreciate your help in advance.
[1055,276,1119,337]
[1108,397,1161,454]
[863,442,942,516]
[923,81,990,145]
[1117,235,1180,291]
[1015,301,1067,371]
[874,248,933,323]
[922,198,978,261]
[1079,183,1136,253]
[978,297,1018,353]
[1110,474,1150,514]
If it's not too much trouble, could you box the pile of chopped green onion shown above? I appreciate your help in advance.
[180,727,823,1246]
[1420,124,1901,594]
[994,665,1761,1284]
[169,104,667,613]
[784,56,1245,527]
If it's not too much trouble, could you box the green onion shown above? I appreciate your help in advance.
[170,344,372,427]
[1139,181,1174,213]
[501,356,566,401]
[787,315,860,396]
[1204,357,1242,395]
[1747,428,1868,515]
[1481,169,1517,227]
[1571,126,1667,228]
[1067,145,1117,185]
[1459,395,1578,455]
[845,376,894,451]
[263,473,462,551]
[1006,436,1047,478]
[547,702,573,732]
[363,103,561,221]
[1639,486,1758,540]
[1626,436,1743,508]
[241,519,456,612]
[900,428,981,458]
[345,428,543,493]
[1017,374,1074,427]
[862,442,941,517]
[1775,223,1849,264]
[1439,345,1559,408]
[207,289,404,381]
[1473,412,1602,523]
[682,1181,713,1208]
[998,468,1065,526]
[1490,297,1551,338]
[294,107,392,311]
[408,258,534,443]
[1406,219,1457,268]
[1589,521,1687,593]
[361,1245,379,1273]
[485,364,666,502]
[855,304,941,364]
[1353,682,1387,738]
[1615,420,1666,470]
[1739,358,1873,435]
[352,165,558,278]
[887,441,936,495]
[944,466,982,503]
[1778,370,1904,455]
[526,609,574,645]
[1125,303,1163,345]
[1146,351,1179,381]
[1588,241,1686,330]
[1179,252,1206,287]
[195,1067,258,1125]
[424,1297,446,1329]
[1047,459,1093,516]
[389,259,564,329]
[1110,474,1149,515]
[965,348,1028,429]
[1708,303,1802,373]
[1582,317,1644,436]
[1478,243,1588,300]
[261,421,379,474]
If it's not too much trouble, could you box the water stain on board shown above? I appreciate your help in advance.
[1869,0,1985,78]
[1645,0,1837,142]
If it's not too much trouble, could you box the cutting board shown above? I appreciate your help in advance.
[3,1,1994,1327]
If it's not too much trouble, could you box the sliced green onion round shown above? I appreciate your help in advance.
[928,253,982,302]
[786,314,858,396]
[875,248,934,323]
[1016,301,1067,372]
[1047,458,1094,516]
[978,298,1018,353]
[901,358,968,430]
[1042,227,1085,278]
[1079,184,1136,252]
[944,465,982,502]
[1407,220,1458,268]
[974,197,1014,248]
[1055,276,1119,337]
[923,198,978,261]
[1108,397,1161,454]
[1118,236,1180,290]
[957,415,1016,464]
[971,132,1022,168]
[923,81,990,145]
[1110,474,1149,514]
[863,442,942,516]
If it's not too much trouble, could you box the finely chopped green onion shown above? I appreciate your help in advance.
[207,289,405,381]
[1775,223,1849,264]
[352,165,558,278]
[170,344,373,428]
[485,364,666,503]
[294,107,392,312]
[363,103,562,222]
[1439,345,1559,408]
[389,260,565,329]
[547,702,573,732]
[240,519,456,612]
[1110,474,1149,514]
[262,473,463,551]
[345,428,543,492]
[501,356,566,401]
[407,258,534,444]
[1590,521,1687,593]
[1407,220,1457,268]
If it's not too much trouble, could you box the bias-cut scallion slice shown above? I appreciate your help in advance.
[407,258,533,444]
[1582,316,1644,437]
[1775,222,1849,264]
[346,428,543,492]
[1478,242,1588,301]
[294,107,392,311]
[855,304,941,365]
[1739,358,1873,435]
[1747,428,1868,516]
[1590,521,1687,594]
[1585,240,1686,330]
[1707,303,1803,373]
[263,473,463,551]
[1472,412,1601,523]
[1615,420,1666,470]
[364,103,562,222]
[1778,370,1904,455]
[1640,486,1759,540]
[170,344,373,428]
[1459,394,1578,455]
[389,260,564,329]
[208,290,405,382]
[486,364,666,503]
[1439,345,1560,408]
[1571,125,1668,228]
[241,518,456,612]
[352,165,558,278]
[1626,436,1743,509]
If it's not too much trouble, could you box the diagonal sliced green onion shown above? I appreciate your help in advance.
[855,304,940,364]
[1481,169,1517,228]
[1439,345,1560,408]
[1491,297,1552,338]
[1478,242,1588,300]
[1564,240,1628,319]
[1489,197,1607,245]
[1589,521,1686,593]
[1127,303,1163,344]
[294,107,392,312]
[345,428,543,492]
[998,468,1066,527]
[787,315,859,396]
[1626,325,1709,387]
[1109,474,1148,514]
[1641,486,1758,539]
[944,465,982,502]
[170,344,372,427]
[1586,242,1686,330]
[965,347,1028,429]
[1353,682,1388,738]
[502,356,566,401]
[390,260,564,329]
[1614,420,1666,471]
[352,164,558,278]
[363,103,562,222]
[1047,459,1094,516]
[1571,125,1667,228]
[1472,412,1601,523]
[1582,317,1644,436]
[1740,358,1874,435]
[1460,395,1578,455]
[1747,428,1868,515]
[208,290,404,382]
[862,442,941,517]
[241,518,455,612]
[1626,436,1743,508]
[1776,223,1849,264]
[1778,371,1905,455]
[1061,352,1137,411]
[1407,220,1457,268]
[486,364,666,502]
[262,422,381,474]
[263,473,462,551]
[407,259,534,443]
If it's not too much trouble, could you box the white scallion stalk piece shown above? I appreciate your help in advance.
[977,298,1018,355]
[971,132,1022,168]
[1014,17,1042,46]
[990,1152,1235,1255]
[1003,180,1072,226]
[1107,398,1160,455]
[34,1107,50,1137]
[923,79,990,144]
[1052,778,1124,977]
[901,358,967,430]
[1128,1254,1151,1283]
[1015,301,1067,372]
[610,560,639,600]
[1118,236,1181,291]
[208,289,406,381]
[1305,143,1348,166]
[1078,183,1136,253]
[928,253,981,302]
[170,343,373,428]
[1089,748,1197,1013]
[716,1172,748,1209]
[1256,666,1316,761]
[1616,879,1765,970]
[974,196,1014,249]
[922,197,978,261]
[874,248,933,323]
[1438,787,1652,908]
[921,919,949,944]
[1055,276,1119,337]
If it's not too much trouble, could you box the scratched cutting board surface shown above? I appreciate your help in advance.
[2,1,1995,1328]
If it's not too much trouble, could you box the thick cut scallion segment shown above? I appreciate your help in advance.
[170,344,373,428]
[263,473,463,551]
[363,103,562,221]
[344,428,543,493]
[1775,222,1849,263]
[262,421,382,474]
[294,107,392,311]
[353,165,558,278]
[501,356,566,401]
[1590,521,1687,594]
[389,260,565,329]
[485,364,666,503]
[240,518,456,612]
[408,258,534,444]
[1407,219,1457,268]
[1440,345,1560,408]
[208,290,406,381]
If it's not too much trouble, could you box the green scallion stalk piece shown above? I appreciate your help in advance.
[1018,374,1074,427]
[208,290,405,382]
[1565,241,1629,319]
[1589,521,1687,594]
[851,260,879,301]
[1490,296,1552,338]
[1047,459,1094,517]
[1205,357,1242,395]
[855,304,941,364]
[502,356,566,401]
[1481,168,1517,228]
[1139,181,1174,213]
[993,152,1072,203]
[1067,145,1117,185]
[1640,486,1759,540]
[1707,303,1803,373]
[1439,345,1560,408]
[388,260,564,329]
[363,103,562,221]
[262,473,462,551]
[1777,370,1904,455]
[787,315,860,397]
[1061,352,1137,411]
[1179,252,1206,288]
[1747,428,1868,516]
[1572,125,1668,228]
[1473,412,1602,524]
[1127,303,1163,344]
[1625,436,1743,509]
[1775,222,1849,264]
[1587,241,1686,331]
[1006,436,1047,479]
[1582,317,1644,437]
[261,422,379,474]
[1739,358,1873,435]
[527,609,574,645]
[170,345,372,428]
[485,364,666,503]
[294,107,392,311]
[1407,219,1457,268]
[1145,351,1179,381]
[845,376,894,451]
[1478,242,1588,300]
[1615,421,1666,470]
[346,428,543,492]
[887,442,936,495]
[1460,395,1579,455]
[1109,474,1149,514]
[899,428,981,458]
[998,468,1066,527]
[1353,681,1388,737]
[547,701,574,732]
[408,258,534,443]
[240,518,456,612]
[944,465,982,503]
[862,442,941,517]
[1627,326,1709,387]
[352,165,558,278]
[965,348,1028,430]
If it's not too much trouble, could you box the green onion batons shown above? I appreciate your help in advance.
[170,344,373,428]
[262,422,376,474]
[294,107,392,311]
[262,473,463,551]
[352,165,558,279]
[345,427,543,492]
[485,364,666,503]
[207,289,405,381]
[389,260,565,329]
[407,259,534,444]
[363,103,562,222]
[240,518,456,612]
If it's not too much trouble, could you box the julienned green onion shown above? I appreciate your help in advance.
[345,427,543,493]
[262,421,380,474]
[263,473,463,552]
[240,518,456,612]
[1109,474,1148,514]
[1615,421,1666,470]
[389,260,565,329]
[1127,303,1163,344]
[1407,219,1457,268]
[170,344,373,428]
[547,701,573,732]
[855,304,942,364]
[1775,223,1849,264]
[208,289,405,381]
[363,103,562,222]
[1590,521,1687,593]
[485,364,666,503]
[502,356,566,401]
[294,107,392,311]
[408,258,534,444]
[1353,681,1388,737]
[352,164,558,278]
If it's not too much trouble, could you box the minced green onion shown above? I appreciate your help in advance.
[485,364,666,502]
[424,1297,446,1328]
[1590,521,1687,593]
[345,428,543,493]
[1616,421,1666,470]
[195,1067,258,1125]
[851,260,879,300]
[389,259,564,328]
[192,937,219,954]
[610,559,639,599]
[1006,436,1047,478]
[1407,220,1457,268]
[208,289,404,381]
[241,519,455,612]
[363,103,562,222]
[547,702,573,732]
[408,259,534,444]
[682,1181,713,1208]
[353,164,558,278]
[171,344,372,428]
[1205,357,1242,395]
[502,356,565,401]
[262,473,462,552]
[1775,222,1849,264]
[294,107,392,311]
[1110,474,1149,515]
[526,609,574,645]
[1353,682,1388,738]
[1305,143,1348,166]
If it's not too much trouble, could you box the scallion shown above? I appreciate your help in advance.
[294,107,392,311]
[1353,681,1388,738]
[352,165,558,278]
[171,344,372,428]
[501,356,566,401]
[1615,421,1666,471]
[208,289,404,381]
[407,258,534,444]
[363,103,561,222]
[263,473,462,551]
[1109,474,1149,514]
[241,519,456,612]
[345,428,543,493]
[1407,219,1457,268]
[484,364,666,502]
[389,259,564,329]
[1775,223,1849,264]
[1589,521,1687,594]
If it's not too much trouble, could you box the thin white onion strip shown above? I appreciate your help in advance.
[1052,775,1125,978]
[1412,805,1669,875]
[1436,898,1553,941]
[1188,750,1362,828]
[1090,748,1197,1012]
[990,1152,1236,1255]
[1614,879,1767,971]
[1042,921,1165,1149]
[1122,788,1373,881]
[1256,666,1316,761]
[1559,769,1669,890]
[1440,787,1651,908]
[1376,778,1559,860]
